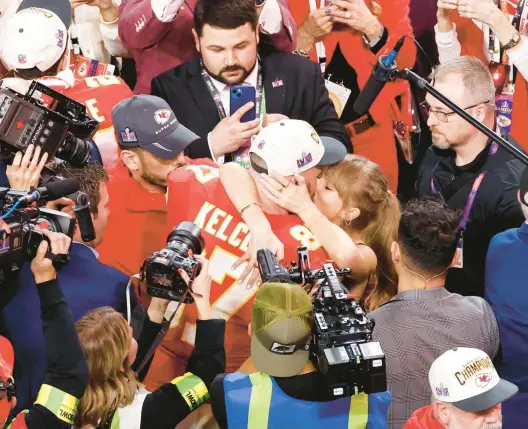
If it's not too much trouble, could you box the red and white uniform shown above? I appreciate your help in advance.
[1,71,133,168]
[143,164,328,390]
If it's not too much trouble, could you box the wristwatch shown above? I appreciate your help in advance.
[502,31,522,51]
[255,0,267,6]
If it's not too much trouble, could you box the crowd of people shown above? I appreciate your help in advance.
[0,0,527,427]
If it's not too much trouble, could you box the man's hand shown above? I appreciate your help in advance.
[457,0,502,26]
[329,0,383,40]
[179,255,213,320]
[30,230,71,284]
[46,198,75,216]
[71,0,118,22]
[209,102,261,159]
[262,114,289,128]
[6,145,48,192]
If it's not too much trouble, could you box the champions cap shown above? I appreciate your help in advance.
[249,119,347,176]
[429,348,518,412]
[251,282,313,377]
[0,0,72,73]
[112,95,199,160]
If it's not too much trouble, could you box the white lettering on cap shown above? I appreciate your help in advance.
[152,143,172,152]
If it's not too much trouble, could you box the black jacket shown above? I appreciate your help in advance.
[415,136,526,297]
[151,52,351,160]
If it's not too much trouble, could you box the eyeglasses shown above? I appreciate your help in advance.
[420,100,491,122]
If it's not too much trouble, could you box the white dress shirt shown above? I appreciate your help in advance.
[151,0,283,34]
[435,21,528,82]
[206,61,260,165]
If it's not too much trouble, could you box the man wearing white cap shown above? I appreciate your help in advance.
[404,347,518,429]
[140,119,345,391]
[0,0,133,168]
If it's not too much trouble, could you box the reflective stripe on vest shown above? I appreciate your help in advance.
[7,410,28,429]
[171,372,210,412]
[34,384,79,425]
[224,371,391,429]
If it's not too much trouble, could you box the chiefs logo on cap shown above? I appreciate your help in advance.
[154,109,171,125]
[475,373,492,388]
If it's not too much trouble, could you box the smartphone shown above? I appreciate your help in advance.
[230,85,257,123]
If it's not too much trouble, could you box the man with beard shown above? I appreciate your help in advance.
[97,95,215,276]
[151,0,349,164]
[415,56,525,298]
[404,348,517,429]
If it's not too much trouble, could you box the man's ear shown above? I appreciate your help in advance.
[121,150,140,172]
[192,29,200,53]
[434,401,451,426]
[247,323,252,337]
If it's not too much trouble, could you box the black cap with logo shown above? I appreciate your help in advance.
[112,95,199,160]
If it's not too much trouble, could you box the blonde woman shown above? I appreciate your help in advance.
[74,256,226,429]
[221,155,400,310]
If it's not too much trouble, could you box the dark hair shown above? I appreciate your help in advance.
[54,162,109,216]
[398,199,460,274]
[15,48,67,80]
[194,0,258,37]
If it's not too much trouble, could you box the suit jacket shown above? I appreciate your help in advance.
[1,242,130,414]
[151,52,351,160]
[119,0,296,95]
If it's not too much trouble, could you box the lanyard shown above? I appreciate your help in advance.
[430,142,498,228]
[309,0,327,73]
[200,60,265,120]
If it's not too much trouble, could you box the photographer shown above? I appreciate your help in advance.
[73,255,226,429]
[0,228,88,428]
[209,282,391,429]
[2,161,130,414]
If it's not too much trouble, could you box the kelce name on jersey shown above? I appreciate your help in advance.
[194,201,251,252]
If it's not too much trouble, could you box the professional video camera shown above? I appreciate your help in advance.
[143,222,205,303]
[0,180,79,281]
[257,247,387,398]
[0,81,99,167]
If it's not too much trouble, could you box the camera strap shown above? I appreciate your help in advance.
[134,309,180,375]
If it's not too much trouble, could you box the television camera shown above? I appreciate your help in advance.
[0,180,79,282]
[0,81,99,167]
[257,247,387,398]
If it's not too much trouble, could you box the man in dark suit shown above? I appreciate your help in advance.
[0,162,132,415]
[151,0,350,164]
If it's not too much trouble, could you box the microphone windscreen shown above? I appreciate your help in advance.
[46,178,80,201]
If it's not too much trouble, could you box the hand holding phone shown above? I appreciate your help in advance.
[230,86,257,123]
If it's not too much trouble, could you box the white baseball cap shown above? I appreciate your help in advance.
[0,0,71,73]
[249,119,347,176]
[429,348,518,412]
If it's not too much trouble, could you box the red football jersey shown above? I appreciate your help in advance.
[60,75,133,168]
[143,164,328,390]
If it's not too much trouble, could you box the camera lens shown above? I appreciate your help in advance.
[166,221,204,258]
[56,133,92,167]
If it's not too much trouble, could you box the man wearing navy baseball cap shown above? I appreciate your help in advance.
[97,95,212,278]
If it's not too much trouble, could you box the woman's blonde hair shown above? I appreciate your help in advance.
[322,155,401,311]
[75,307,138,428]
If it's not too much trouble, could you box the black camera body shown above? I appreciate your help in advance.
[144,222,204,303]
[0,188,75,281]
[0,81,98,167]
[257,247,387,398]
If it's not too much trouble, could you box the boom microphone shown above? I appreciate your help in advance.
[353,36,406,116]
[18,179,80,205]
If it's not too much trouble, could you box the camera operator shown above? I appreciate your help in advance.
[0,228,88,428]
[0,0,133,169]
[2,161,130,414]
[73,255,226,429]
[209,282,391,429]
